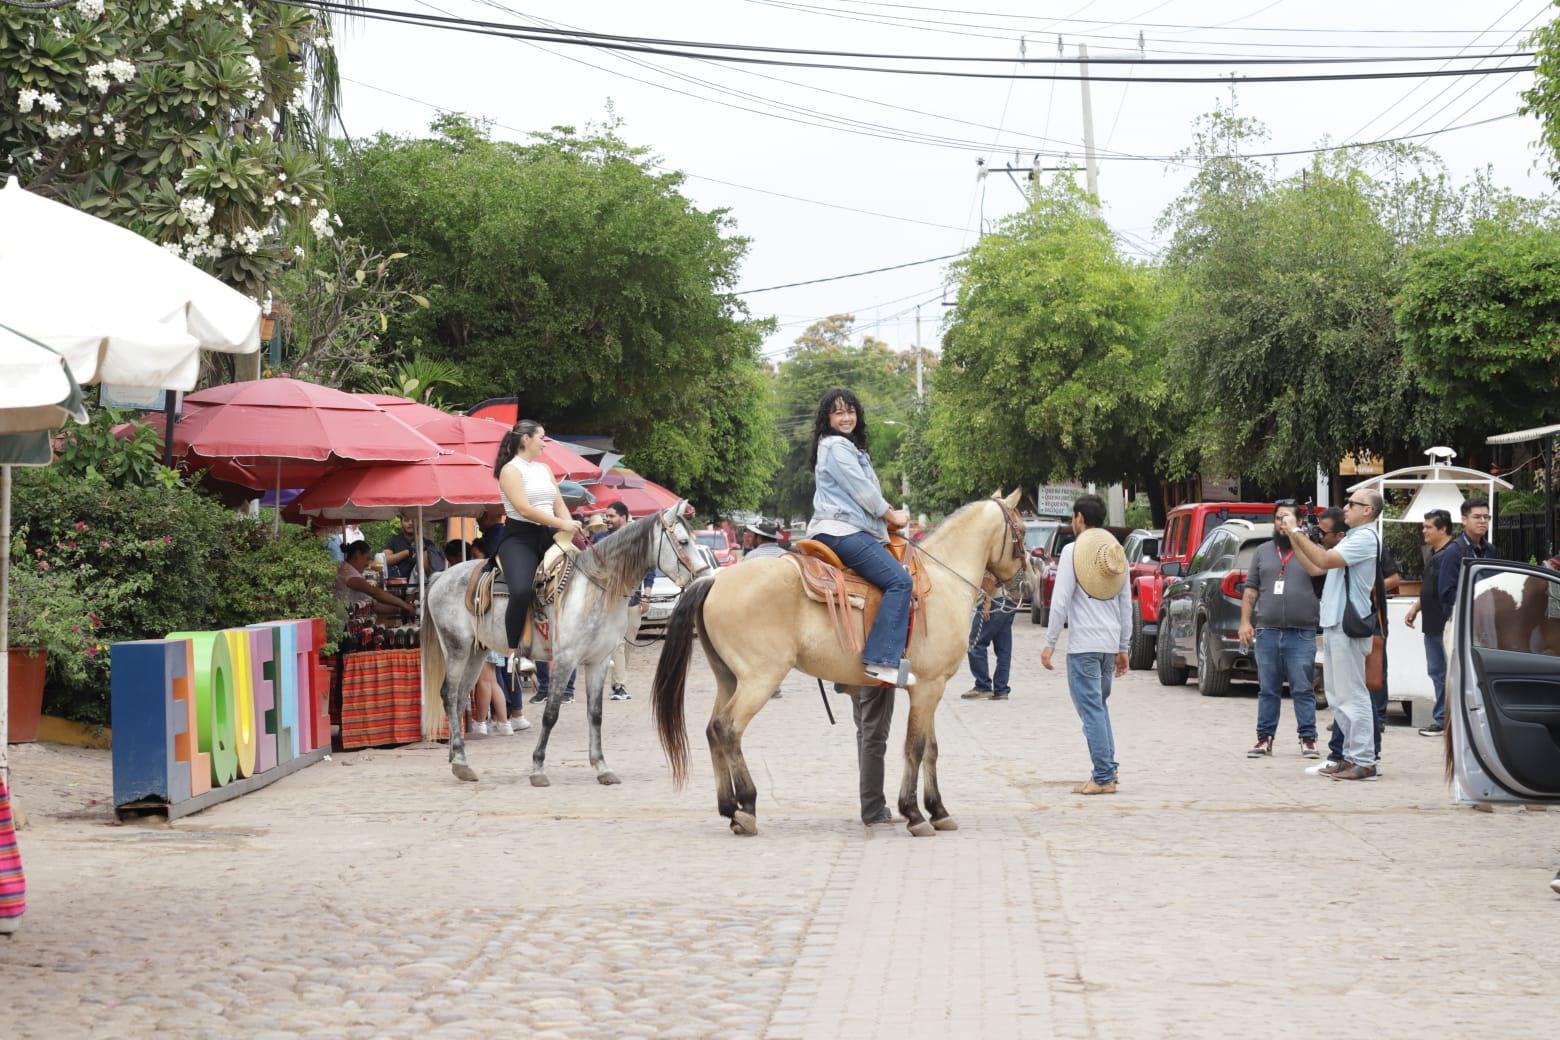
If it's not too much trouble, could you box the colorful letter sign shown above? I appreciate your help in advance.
[112,619,330,816]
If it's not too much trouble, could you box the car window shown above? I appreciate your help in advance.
[1024,523,1057,551]
[1187,531,1228,574]
[1172,516,1189,558]
[1143,537,1160,560]
[1470,570,1560,657]
[1235,540,1266,569]
[696,533,726,551]
[1124,535,1142,563]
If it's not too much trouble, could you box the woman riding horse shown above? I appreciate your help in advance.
[805,388,915,688]
[492,420,582,658]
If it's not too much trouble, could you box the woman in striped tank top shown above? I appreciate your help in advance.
[492,420,583,650]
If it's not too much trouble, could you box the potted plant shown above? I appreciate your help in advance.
[6,559,92,743]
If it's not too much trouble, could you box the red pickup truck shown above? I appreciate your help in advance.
[1129,501,1275,669]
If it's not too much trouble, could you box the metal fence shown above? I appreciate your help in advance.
[1495,511,1559,564]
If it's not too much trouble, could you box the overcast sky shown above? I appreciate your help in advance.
[333,0,1555,361]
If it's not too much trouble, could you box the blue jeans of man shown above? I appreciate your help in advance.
[1424,630,1448,726]
[1065,652,1118,785]
[535,660,575,697]
[812,531,913,669]
[967,601,1015,696]
[1254,627,1318,740]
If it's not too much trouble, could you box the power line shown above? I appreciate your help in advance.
[282,2,1537,81]
[738,254,966,295]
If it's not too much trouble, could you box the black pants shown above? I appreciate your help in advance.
[852,685,895,823]
[494,519,549,649]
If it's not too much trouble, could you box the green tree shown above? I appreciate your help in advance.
[1396,219,1560,434]
[1522,4,1560,184]
[760,316,917,521]
[932,174,1169,497]
[2,0,341,297]
[332,114,775,512]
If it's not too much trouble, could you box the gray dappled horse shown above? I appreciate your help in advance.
[423,503,709,785]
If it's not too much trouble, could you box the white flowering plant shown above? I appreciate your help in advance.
[2,0,339,296]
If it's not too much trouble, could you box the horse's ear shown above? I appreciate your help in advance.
[1004,488,1022,508]
[990,488,1002,499]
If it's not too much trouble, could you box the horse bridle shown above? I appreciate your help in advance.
[657,501,706,585]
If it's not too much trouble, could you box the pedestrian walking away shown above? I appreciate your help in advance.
[1042,494,1131,795]
[1239,501,1321,759]
[963,569,1021,701]
[1405,509,1455,735]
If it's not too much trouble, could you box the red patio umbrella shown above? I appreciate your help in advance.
[409,413,602,482]
[356,393,449,429]
[577,477,682,518]
[292,450,500,521]
[172,378,441,527]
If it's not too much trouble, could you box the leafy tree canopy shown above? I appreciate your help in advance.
[1396,218,1560,434]
[2,0,340,297]
[931,173,1168,497]
[331,114,775,513]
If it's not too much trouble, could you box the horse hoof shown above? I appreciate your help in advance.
[597,771,621,786]
[931,816,959,831]
[731,811,758,836]
[908,820,936,837]
[451,763,479,783]
[529,773,550,788]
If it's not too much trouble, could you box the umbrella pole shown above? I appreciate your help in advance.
[274,461,281,536]
[417,505,428,739]
[1,465,9,779]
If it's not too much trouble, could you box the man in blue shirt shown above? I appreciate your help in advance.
[1279,490,1384,782]
[1436,496,1497,621]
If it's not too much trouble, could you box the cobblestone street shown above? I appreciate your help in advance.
[4,620,1557,1039]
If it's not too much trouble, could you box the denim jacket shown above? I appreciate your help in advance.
[807,435,891,541]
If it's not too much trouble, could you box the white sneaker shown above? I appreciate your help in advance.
[493,719,515,736]
[468,720,489,738]
[864,663,917,687]
[512,716,532,731]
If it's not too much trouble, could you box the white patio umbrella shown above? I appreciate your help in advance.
[0,177,261,782]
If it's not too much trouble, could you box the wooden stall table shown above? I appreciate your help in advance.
[335,648,448,748]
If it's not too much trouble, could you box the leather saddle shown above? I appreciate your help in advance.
[463,535,578,656]
[783,536,930,656]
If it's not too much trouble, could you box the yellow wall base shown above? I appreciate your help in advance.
[34,716,111,750]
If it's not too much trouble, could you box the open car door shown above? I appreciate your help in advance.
[1449,559,1560,804]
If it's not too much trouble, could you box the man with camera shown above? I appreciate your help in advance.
[1239,501,1322,759]
[1278,490,1386,782]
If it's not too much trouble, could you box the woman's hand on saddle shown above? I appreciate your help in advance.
[884,508,910,530]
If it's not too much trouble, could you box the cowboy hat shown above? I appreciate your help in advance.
[1073,527,1127,600]
[586,513,609,532]
[745,519,781,541]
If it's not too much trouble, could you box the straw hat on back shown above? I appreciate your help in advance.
[1073,528,1128,600]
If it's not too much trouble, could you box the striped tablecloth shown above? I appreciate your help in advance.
[337,649,449,749]
[0,776,24,930]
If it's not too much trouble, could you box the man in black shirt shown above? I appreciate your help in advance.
[386,514,446,581]
[1405,509,1455,735]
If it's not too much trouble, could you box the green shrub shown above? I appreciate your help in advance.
[10,467,341,724]
[5,560,94,688]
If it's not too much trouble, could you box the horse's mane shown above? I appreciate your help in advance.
[919,498,990,547]
[575,513,660,600]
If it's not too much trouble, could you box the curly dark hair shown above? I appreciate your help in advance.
[808,388,870,469]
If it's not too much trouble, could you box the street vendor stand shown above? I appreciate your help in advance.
[1347,447,1511,726]
[295,449,501,744]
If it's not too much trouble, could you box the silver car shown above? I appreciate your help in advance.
[639,545,719,637]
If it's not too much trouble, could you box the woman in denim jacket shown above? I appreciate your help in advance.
[806,388,915,688]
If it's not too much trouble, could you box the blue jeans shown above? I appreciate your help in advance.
[1424,631,1448,726]
[967,602,1015,696]
[1255,628,1318,740]
[535,660,575,697]
[813,531,913,668]
[1065,652,1118,784]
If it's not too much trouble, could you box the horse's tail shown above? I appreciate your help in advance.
[653,574,716,789]
[421,610,448,740]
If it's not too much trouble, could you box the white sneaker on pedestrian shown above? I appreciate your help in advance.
[513,716,532,731]
[493,719,515,736]
[468,719,489,738]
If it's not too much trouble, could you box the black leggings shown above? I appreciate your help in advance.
[495,519,550,648]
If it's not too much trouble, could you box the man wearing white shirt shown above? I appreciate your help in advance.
[1041,494,1132,795]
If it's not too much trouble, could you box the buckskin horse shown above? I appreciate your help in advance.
[423,503,709,785]
[652,490,1026,836]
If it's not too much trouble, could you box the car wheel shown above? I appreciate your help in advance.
[1156,621,1188,686]
[1128,612,1155,671]
[1196,624,1232,697]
